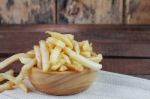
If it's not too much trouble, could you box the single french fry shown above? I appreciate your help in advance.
[74,41,80,54]
[19,57,32,64]
[65,34,74,43]
[91,51,97,56]
[82,40,92,52]
[66,64,84,72]
[39,40,50,72]
[59,65,68,72]
[62,54,71,64]
[34,45,42,68]
[26,50,35,58]
[0,73,28,92]
[0,81,14,92]
[46,42,55,51]
[72,60,82,67]
[46,31,73,49]
[51,59,66,71]
[0,70,14,82]
[65,48,102,70]
[80,51,91,58]
[88,54,103,63]
[15,59,36,84]
[46,37,65,48]
[50,46,61,65]
[0,53,31,70]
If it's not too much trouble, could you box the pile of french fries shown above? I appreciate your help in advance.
[0,32,102,93]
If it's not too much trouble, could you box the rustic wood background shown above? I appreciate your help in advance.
[0,0,150,24]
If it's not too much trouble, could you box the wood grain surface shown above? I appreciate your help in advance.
[126,0,150,24]
[29,67,97,95]
[0,0,56,24]
[57,0,123,24]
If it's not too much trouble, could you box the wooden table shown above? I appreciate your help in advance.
[0,25,150,79]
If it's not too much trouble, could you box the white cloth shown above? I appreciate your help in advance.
[1,71,150,99]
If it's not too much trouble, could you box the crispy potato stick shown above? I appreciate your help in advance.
[46,42,55,51]
[74,41,80,54]
[0,81,14,92]
[0,53,31,70]
[82,40,92,52]
[0,73,28,92]
[65,34,74,43]
[51,59,65,71]
[91,51,97,56]
[46,31,73,49]
[62,54,71,64]
[46,37,65,48]
[59,65,68,72]
[34,45,42,68]
[66,64,84,72]
[19,57,32,64]
[0,70,14,82]
[50,46,61,65]
[26,50,35,58]
[88,54,103,63]
[80,51,91,58]
[72,60,82,66]
[16,59,36,84]
[39,40,50,72]
[65,48,102,70]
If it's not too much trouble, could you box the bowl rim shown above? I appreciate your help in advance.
[31,67,97,74]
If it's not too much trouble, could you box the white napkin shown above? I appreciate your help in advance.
[1,71,150,99]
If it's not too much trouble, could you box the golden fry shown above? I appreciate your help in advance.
[82,40,92,52]
[80,51,91,58]
[15,59,36,84]
[46,31,73,49]
[66,64,83,72]
[65,34,74,43]
[0,53,31,70]
[88,54,103,63]
[65,48,102,70]
[19,57,32,64]
[46,37,65,48]
[74,41,80,54]
[0,70,14,82]
[50,46,61,65]
[34,45,42,68]
[0,81,14,92]
[26,50,35,58]
[62,54,71,64]
[59,65,68,72]
[0,73,28,92]
[39,40,50,72]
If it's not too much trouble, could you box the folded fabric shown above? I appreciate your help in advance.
[1,71,150,99]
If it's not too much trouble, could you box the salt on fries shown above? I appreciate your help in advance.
[0,31,102,93]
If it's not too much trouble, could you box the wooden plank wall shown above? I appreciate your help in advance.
[0,0,150,24]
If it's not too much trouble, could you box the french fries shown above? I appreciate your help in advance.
[15,59,36,84]
[0,53,32,70]
[0,70,14,82]
[34,45,42,68]
[39,40,50,72]
[0,73,28,92]
[0,31,102,93]
[46,31,73,49]
[65,48,102,70]
[0,81,14,92]
[50,46,62,65]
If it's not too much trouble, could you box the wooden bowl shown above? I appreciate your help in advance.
[28,67,97,96]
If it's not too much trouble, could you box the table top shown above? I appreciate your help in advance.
[1,71,150,99]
